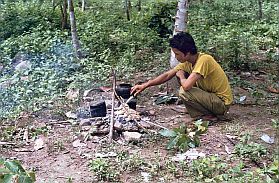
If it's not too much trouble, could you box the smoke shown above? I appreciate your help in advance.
[0,41,79,119]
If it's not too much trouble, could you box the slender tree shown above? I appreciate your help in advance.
[68,0,82,59]
[125,0,131,21]
[82,0,85,12]
[169,0,189,68]
[61,0,68,29]
[258,0,263,20]
[136,0,141,11]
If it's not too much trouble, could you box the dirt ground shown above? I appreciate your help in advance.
[0,75,278,183]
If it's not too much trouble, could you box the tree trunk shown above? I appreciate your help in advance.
[137,0,141,11]
[82,0,85,12]
[125,0,131,21]
[258,0,263,20]
[68,0,82,59]
[169,0,189,68]
[61,0,68,29]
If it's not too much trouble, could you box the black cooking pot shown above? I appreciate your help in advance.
[115,83,132,99]
[126,98,137,110]
[90,101,107,117]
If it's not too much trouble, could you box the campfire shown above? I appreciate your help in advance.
[67,81,163,143]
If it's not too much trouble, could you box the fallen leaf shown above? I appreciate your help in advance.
[23,128,29,142]
[268,86,279,94]
[225,145,231,154]
[95,152,117,158]
[225,135,238,139]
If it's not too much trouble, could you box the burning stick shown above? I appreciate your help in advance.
[109,69,116,143]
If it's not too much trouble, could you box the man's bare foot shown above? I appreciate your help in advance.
[197,114,218,122]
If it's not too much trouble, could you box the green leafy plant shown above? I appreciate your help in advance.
[190,158,267,182]
[190,156,227,181]
[261,160,279,182]
[90,158,119,181]
[234,134,267,161]
[0,158,35,183]
[159,120,209,151]
[120,153,146,172]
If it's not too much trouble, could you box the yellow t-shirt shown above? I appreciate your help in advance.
[174,53,233,105]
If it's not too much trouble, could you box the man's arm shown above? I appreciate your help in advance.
[131,69,177,95]
[178,72,201,91]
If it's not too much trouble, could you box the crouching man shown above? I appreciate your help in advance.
[131,32,233,122]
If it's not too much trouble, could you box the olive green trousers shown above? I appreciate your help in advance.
[179,87,229,118]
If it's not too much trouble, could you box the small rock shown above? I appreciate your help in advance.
[34,138,44,151]
[65,111,77,119]
[239,95,246,102]
[82,153,92,159]
[97,127,109,134]
[172,149,205,162]
[72,139,87,148]
[123,132,142,141]
[114,121,123,131]
[95,152,117,158]
[241,72,252,77]
[92,136,100,143]
[81,126,91,131]
[123,123,138,131]
[139,121,151,128]
[79,118,92,126]
[15,61,31,72]
[141,172,151,182]
[149,110,156,116]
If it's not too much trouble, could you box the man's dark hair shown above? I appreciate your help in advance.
[169,32,197,54]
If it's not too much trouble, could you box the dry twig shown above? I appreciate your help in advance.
[109,69,116,143]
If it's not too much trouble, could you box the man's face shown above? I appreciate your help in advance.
[172,48,189,63]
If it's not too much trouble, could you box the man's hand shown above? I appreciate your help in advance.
[180,72,201,91]
[131,83,147,96]
[131,69,177,96]
[176,70,186,80]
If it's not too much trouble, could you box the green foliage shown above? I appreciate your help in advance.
[0,40,79,119]
[189,0,278,71]
[0,0,278,120]
[262,160,279,181]
[190,156,227,181]
[0,1,60,41]
[190,157,268,182]
[90,158,119,181]
[234,134,267,161]
[120,153,146,172]
[0,158,35,183]
[159,120,208,151]
[147,1,176,38]
[0,0,172,119]
[272,119,279,130]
